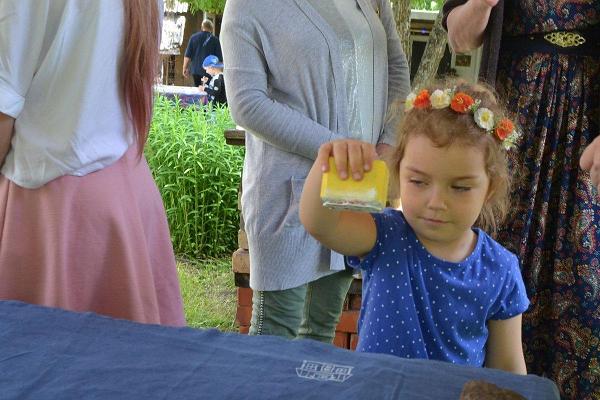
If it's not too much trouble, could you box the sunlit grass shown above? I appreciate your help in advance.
[177,257,237,331]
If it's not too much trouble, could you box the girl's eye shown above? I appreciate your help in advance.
[452,186,471,192]
[409,179,426,186]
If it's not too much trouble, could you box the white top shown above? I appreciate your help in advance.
[0,0,133,189]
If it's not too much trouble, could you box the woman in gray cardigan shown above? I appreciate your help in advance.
[221,0,410,342]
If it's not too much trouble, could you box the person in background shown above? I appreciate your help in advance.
[443,1,599,398]
[0,0,185,327]
[221,0,410,343]
[183,19,222,86]
[300,80,528,375]
[199,55,227,106]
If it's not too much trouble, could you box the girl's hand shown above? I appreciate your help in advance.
[316,140,379,181]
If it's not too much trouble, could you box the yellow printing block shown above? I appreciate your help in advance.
[320,157,389,213]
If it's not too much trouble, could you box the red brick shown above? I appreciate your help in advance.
[350,334,359,350]
[333,331,350,349]
[235,305,252,327]
[342,297,349,311]
[238,325,250,335]
[237,287,253,307]
[336,310,359,334]
[349,294,362,310]
[232,248,250,274]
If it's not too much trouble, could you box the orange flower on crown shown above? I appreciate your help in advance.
[450,92,475,113]
[495,118,514,140]
[413,89,431,109]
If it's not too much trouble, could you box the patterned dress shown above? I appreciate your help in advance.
[495,2,600,399]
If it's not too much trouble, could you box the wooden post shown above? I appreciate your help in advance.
[411,3,449,89]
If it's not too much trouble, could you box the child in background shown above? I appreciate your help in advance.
[199,55,227,106]
[299,79,529,374]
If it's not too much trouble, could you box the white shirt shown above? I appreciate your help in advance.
[0,0,133,188]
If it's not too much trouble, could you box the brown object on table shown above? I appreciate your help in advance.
[459,380,526,400]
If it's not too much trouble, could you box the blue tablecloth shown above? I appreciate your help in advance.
[154,84,207,107]
[0,301,559,400]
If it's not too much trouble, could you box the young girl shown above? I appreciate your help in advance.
[299,80,529,374]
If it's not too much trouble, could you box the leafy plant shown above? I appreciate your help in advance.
[178,0,226,14]
[410,0,441,10]
[146,96,243,258]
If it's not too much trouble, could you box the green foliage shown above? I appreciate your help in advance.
[146,96,243,258]
[179,0,226,14]
[410,0,441,10]
[177,258,236,331]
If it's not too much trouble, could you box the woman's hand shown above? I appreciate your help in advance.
[580,136,600,193]
[446,0,498,53]
[316,139,379,181]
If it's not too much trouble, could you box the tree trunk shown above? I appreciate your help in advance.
[391,0,412,67]
[412,4,448,89]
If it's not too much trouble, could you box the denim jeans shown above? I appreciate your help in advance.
[249,269,354,343]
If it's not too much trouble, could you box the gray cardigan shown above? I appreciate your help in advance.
[221,0,410,291]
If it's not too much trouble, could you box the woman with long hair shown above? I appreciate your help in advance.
[0,0,185,326]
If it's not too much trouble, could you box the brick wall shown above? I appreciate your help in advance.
[232,231,361,350]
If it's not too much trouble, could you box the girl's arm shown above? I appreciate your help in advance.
[445,0,498,53]
[299,140,378,257]
[485,315,527,374]
[0,113,14,168]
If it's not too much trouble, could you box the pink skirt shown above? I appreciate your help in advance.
[0,146,185,326]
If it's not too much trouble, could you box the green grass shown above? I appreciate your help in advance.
[177,257,237,331]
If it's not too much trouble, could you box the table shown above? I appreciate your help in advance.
[0,301,559,400]
[154,84,207,107]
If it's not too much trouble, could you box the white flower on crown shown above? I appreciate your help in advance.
[405,92,416,111]
[430,89,451,109]
[474,107,495,131]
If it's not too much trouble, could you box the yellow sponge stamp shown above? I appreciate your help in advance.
[320,157,389,213]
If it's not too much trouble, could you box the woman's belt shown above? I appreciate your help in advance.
[500,26,600,56]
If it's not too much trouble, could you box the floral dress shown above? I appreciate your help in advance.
[495,1,600,399]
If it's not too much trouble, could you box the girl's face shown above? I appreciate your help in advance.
[399,135,491,254]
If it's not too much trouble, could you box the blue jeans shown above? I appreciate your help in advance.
[249,269,354,343]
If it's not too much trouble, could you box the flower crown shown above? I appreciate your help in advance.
[404,87,520,150]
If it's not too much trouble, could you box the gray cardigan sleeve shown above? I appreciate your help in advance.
[377,0,411,146]
[220,0,345,161]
